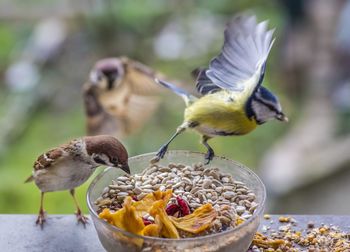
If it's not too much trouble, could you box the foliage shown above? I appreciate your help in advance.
[0,0,292,214]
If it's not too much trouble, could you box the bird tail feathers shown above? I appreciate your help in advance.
[24,175,34,183]
[155,78,196,106]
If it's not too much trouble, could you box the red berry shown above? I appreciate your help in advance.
[166,203,180,216]
[142,217,153,225]
[176,196,191,216]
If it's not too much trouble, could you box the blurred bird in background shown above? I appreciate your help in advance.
[152,15,288,164]
[25,135,129,228]
[83,57,163,138]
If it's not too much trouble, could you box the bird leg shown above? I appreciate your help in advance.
[36,192,46,229]
[201,135,214,164]
[151,125,187,163]
[69,189,88,227]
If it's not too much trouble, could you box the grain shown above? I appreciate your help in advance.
[95,162,259,233]
[250,218,350,251]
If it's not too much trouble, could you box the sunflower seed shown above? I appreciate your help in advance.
[96,161,259,235]
[202,179,212,189]
[223,191,236,199]
[152,184,161,190]
[221,177,230,183]
[117,192,129,197]
[236,205,246,214]
[117,176,129,182]
[159,167,171,172]
[141,184,153,189]
[133,187,142,195]
[102,187,109,194]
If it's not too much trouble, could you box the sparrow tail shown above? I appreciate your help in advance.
[24,175,34,183]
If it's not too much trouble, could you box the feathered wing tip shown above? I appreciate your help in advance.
[191,67,206,79]
[194,68,221,95]
[224,15,275,60]
[120,95,160,137]
[203,14,275,93]
[122,57,165,96]
[155,78,197,106]
[24,175,34,183]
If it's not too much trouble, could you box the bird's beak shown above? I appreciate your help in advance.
[118,163,130,174]
[276,113,289,122]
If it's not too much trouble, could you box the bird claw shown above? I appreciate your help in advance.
[36,210,46,229]
[204,150,214,165]
[158,145,168,159]
[76,212,89,227]
[151,145,168,164]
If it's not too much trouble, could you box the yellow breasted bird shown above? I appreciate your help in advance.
[152,15,288,164]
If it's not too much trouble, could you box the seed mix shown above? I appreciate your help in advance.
[95,162,259,233]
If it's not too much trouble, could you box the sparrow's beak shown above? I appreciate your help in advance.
[276,112,289,122]
[118,163,130,174]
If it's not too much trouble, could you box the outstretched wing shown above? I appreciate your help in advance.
[194,68,221,95]
[121,57,164,96]
[197,15,275,95]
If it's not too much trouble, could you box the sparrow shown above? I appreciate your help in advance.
[83,57,163,138]
[152,15,288,164]
[25,135,129,228]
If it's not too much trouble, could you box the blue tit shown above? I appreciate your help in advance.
[152,15,288,164]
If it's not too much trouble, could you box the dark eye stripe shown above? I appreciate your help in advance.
[93,156,107,165]
[253,96,279,113]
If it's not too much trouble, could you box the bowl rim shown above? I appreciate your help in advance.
[87,150,266,242]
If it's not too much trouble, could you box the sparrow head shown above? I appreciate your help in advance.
[85,135,130,174]
[250,86,288,125]
[89,58,125,91]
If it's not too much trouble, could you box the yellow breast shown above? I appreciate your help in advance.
[184,91,257,137]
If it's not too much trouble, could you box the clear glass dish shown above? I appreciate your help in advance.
[87,150,266,252]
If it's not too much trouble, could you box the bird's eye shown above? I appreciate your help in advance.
[110,157,118,163]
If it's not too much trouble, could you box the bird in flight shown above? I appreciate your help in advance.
[151,15,288,164]
[83,57,163,138]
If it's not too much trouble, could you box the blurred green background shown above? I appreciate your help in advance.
[1,0,350,215]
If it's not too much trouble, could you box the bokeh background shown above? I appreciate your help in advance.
[0,0,349,215]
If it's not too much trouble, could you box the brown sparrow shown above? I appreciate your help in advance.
[25,135,129,228]
[83,57,163,138]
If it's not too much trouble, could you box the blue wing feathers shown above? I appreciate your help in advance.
[195,69,222,95]
[197,15,275,95]
[155,78,196,105]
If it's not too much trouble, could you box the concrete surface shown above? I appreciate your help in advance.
[0,215,349,252]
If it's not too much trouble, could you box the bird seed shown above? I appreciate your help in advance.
[95,162,259,234]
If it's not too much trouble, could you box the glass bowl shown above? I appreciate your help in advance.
[87,150,266,252]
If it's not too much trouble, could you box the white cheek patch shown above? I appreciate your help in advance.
[89,71,109,89]
[99,154,110,165]
[89,71,99,84]
[106,160,115,167]
[92,153,111,166]
[252,100,276,122]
